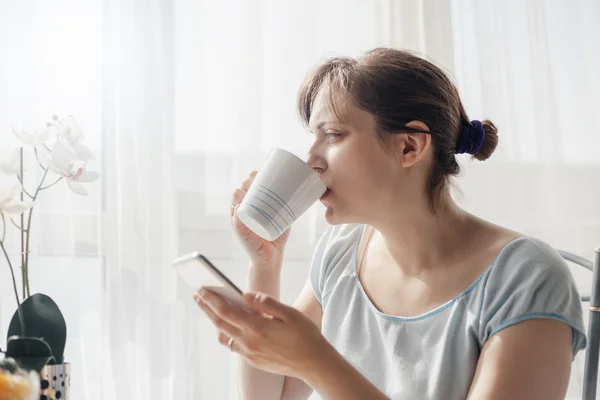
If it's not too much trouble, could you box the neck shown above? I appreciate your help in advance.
[367,195,477,276]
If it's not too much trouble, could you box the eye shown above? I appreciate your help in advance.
[325,131,343,140]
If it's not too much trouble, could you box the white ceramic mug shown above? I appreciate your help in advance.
[236,148,327,241]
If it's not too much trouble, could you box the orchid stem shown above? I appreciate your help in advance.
[33,147,47,171]
[10,218,27,233]
[20,148,26,299]
[15,175,35,200]
[1,211,5,242]
[39,177,63,191]
[0,213,26,336]
[23,168,49,297]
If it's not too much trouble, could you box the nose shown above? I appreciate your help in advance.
[306,141,327,177]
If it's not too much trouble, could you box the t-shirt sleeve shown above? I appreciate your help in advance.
[310,226,334,305]
[478,237,586,359]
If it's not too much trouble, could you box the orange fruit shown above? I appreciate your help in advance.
[0,370,38,400]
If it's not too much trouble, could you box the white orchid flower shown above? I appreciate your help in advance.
[0,180,33,217]
[54,115,83,142]
[12,125,50,147]
[0,149,20,176]
[46,139,99,196]
[53,116,94,161]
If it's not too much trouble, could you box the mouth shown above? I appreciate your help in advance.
[320,189,331,201]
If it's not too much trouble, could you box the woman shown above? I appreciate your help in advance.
[193,48,586,400]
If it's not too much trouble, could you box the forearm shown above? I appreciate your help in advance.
[237,260,285,400]
[303,344,389,400]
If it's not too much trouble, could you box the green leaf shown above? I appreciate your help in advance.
[5,336,55,372]
[7,293,67,364]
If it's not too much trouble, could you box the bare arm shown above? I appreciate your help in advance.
[237,263,324,400]
[467,318,573,400]
[237,261,285,400]
[279,280,323,400]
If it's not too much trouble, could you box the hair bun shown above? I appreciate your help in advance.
[473,120,498,161]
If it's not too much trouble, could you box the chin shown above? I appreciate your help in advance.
[323,206,350,225]
[324,207,336,224]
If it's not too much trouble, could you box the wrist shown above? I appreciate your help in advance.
[248,257,283,271]
[245,261,282,299]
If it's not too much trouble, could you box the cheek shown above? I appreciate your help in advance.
[331,149,393,199]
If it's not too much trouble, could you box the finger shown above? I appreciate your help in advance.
[231,188,247,206]
[231,204,253,234]
[217,331,244,354]
[242,292,291,322]
[218,331,235,350]
[241,170,258,190]
[218,331,229,346]
[230,188,246,218]
[198,289,258,330]
[241,177,254,192]
[194,293,243,338]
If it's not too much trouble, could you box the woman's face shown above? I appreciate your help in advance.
[306,87,411,225]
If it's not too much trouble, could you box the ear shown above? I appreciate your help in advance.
[392,120,431,168]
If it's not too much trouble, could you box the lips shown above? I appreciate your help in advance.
[320,189,331,200]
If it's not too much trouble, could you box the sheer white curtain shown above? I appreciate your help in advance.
[0,0,598,399]
[99,0,189,398]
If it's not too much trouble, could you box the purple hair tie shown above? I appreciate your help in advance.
[455,120,485,155]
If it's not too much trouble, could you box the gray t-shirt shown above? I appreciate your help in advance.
[308,224,586,400]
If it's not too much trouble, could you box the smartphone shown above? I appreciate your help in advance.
[171,251,252,311]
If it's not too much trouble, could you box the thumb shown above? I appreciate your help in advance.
[243,292,290,320]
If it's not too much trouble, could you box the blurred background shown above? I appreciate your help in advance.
[0,0,598,398]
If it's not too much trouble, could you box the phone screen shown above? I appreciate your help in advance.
[171,252,250,310]
[197,255,243,294]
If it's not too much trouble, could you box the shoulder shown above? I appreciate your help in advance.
[310,223,364,303]
[486,236,574,285]
[312,223,364,269]
[477,236,586,356]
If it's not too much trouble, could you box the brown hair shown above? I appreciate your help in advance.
[297,47,498,211]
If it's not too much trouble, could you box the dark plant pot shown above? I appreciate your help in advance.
[39,363,70,400]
